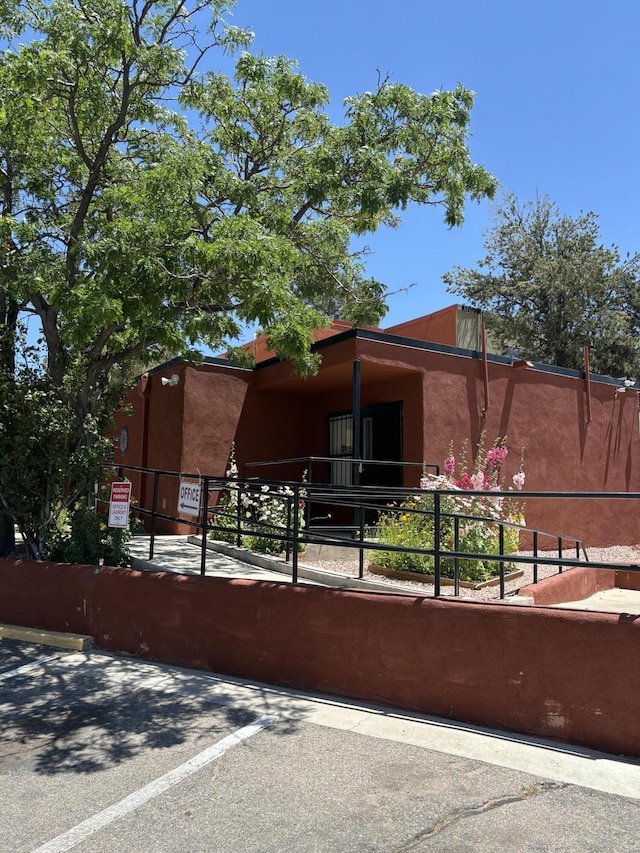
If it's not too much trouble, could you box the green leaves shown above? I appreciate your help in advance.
[2,3,495,377]
[0,0,496,556]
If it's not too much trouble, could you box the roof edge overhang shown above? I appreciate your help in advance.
[254,327,622,387]
[143,329,621,388]
[144,355,253,378]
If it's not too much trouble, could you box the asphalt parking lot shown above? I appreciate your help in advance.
[2,635,640,852]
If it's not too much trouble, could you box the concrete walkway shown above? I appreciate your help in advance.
[551,587,640,615]
[129,535,292,583]
[128,534,422,594]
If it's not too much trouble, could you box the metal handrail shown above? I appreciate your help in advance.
[104,463,639,596]
[242,455,439,475]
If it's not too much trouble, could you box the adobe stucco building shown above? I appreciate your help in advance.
[113,304,640,548]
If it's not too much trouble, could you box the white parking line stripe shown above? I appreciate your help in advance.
[33,713,279,853]
[0,655,59,681]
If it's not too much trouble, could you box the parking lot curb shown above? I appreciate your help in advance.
[0,622,93,651]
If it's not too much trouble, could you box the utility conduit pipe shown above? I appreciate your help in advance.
[583,346,592,424]
[481,323,489,419]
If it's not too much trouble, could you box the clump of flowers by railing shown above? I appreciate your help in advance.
[372,436,525,582]
[211,443,306,555]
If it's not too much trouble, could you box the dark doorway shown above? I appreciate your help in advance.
[359,401,403,487]
[327,401,403,487]
[326,400,403,527]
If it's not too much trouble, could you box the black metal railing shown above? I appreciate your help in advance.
[242,455,439,481]
[242,456,439,528]
[103,464,640,598]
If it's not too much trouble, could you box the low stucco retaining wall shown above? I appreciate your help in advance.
[518,566,640,605]
[2,558,640,758]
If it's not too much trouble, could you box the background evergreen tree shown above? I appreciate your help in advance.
[445,192,640,376]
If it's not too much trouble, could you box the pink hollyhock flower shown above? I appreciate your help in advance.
[485,446,508,469]
[444,455,456,477]
[512,471,525,490]
[470,472,485,490]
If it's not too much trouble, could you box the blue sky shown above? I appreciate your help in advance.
[216,0,640,329]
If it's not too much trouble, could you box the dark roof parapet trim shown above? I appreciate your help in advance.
[352,327,621,386]
[152,329,621,387]
[145,354,252,377]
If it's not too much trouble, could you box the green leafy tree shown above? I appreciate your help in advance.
[0,0,496,558]
[444,192,640,375]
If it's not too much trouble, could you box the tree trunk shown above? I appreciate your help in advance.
[0,288,19,557]
[0,511,15,556]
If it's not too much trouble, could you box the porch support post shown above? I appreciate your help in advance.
[352,359,361,485]
[352,359,362,533]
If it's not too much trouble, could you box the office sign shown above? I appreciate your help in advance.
[178,480,201,517]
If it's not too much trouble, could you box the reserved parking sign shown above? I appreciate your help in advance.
[108,481,132,528]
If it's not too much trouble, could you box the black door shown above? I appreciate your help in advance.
[325,401,403,527]
[359,401,403,488]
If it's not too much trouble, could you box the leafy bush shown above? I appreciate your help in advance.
[47,499,134,567]
[372,502,434,574]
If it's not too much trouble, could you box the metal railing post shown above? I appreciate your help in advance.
[307,460,313,527]
[433,491,441,597]
[558,536,563,574]
[359,505,365,579]
[285,496,292,562]
[200,476,209,576]
[149,470,160,560]
[533,530,538,584]
[454,517,460,597]
[236,483,242,547]
[499,524,505,599]
[292,484,300,583]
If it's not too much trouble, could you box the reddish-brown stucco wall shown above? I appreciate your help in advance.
[2,558,640,759]
[234,389,313,474]
[613,570,640,590]
[518,568,616,605]
[112,368,185,531]
[112,377,149,504]
[250,320,360,363]
[356,338,640,546]
[519,566,640,605]
[181,364,250,476]
[386,305,458,345]
[112,363,251,533]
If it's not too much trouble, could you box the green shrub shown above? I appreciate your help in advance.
[371,490,523,583]
[47,500,133,567]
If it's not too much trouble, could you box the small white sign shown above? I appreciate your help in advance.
[178,480,201,517]
[108,482,132,528]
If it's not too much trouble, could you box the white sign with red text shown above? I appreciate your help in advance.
[178,480,201,517]
[108,481,132,528]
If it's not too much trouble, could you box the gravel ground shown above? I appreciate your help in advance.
[307,544,640,601]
